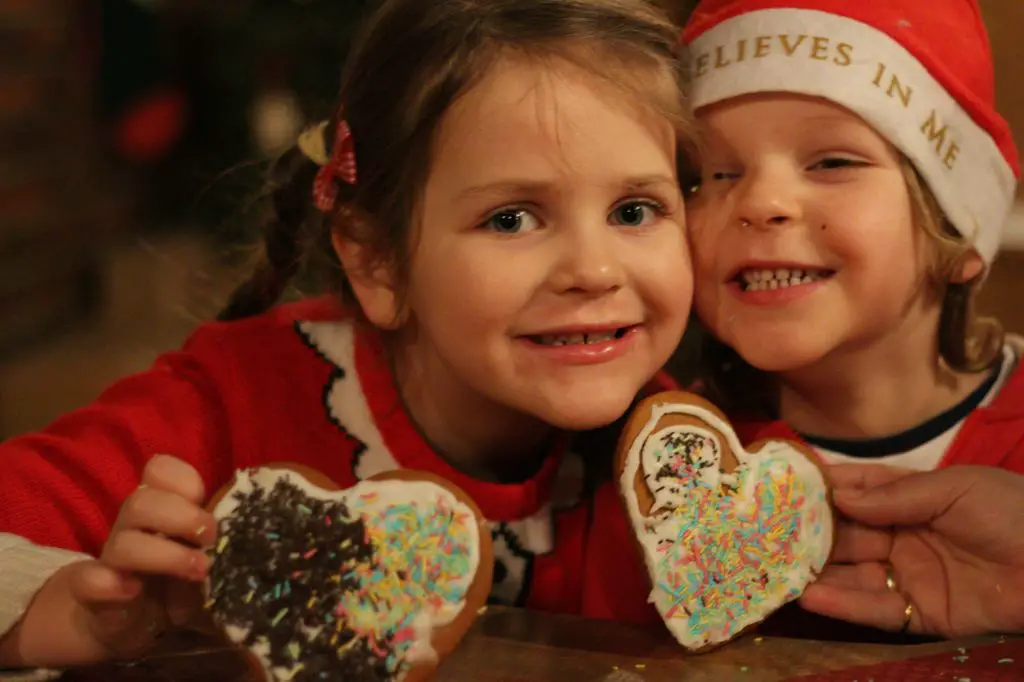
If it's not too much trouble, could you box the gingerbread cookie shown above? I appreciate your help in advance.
[204,464,492,682]
[616,392,833,652]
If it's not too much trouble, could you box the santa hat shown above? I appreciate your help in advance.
[683,0,1020,265]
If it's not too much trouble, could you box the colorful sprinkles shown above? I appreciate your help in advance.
[644,429,827,643]
[204,474,476,682]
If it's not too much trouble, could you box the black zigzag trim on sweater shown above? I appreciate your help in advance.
[293,322,369,476]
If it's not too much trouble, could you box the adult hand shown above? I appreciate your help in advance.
[799,464,1024,637]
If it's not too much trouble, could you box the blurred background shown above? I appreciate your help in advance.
[0,0,1021,438]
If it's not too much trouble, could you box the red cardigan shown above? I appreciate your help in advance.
[0,297,671,626]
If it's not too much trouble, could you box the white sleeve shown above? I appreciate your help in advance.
[0,534,90,680]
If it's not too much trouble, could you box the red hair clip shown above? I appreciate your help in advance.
[312,120,357,213]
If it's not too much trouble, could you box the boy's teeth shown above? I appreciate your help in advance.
[538,331,618,346]
[740,267,828,291]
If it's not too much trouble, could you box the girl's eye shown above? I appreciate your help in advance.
[482,208,539,234]
[710,171,737,181]
[811,157,862,171]
[610,200,663,227]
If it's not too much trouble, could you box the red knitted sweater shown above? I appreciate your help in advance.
[0,297,672,625]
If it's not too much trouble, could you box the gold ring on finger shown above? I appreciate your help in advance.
[884,563,899,593]
[899,600,914,634]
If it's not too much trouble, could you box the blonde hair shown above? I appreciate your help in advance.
[902,157,1004,372]
[695,154,1004,417]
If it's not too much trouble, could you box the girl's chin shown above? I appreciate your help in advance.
[537,397,635,432]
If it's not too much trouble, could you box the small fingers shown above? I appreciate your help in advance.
[67,560,143,605]
[102,529,209,582]
[87,584,170,658]
[142,455,206,505]
[117,486,217,547]
[165,579,210,630]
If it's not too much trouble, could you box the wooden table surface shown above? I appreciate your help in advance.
[56,606,1002,682]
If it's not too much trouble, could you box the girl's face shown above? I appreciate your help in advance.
[353,56,692,456]
[687,93,935,375]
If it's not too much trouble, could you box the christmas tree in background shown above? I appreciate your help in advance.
[101,0,372,238]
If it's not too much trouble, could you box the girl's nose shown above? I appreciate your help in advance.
[551,225,626,294]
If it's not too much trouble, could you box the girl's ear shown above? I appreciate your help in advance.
[951,250,985,284]
[331,221,404,330]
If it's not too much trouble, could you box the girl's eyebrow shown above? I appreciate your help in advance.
[621,175,678,191]
[455,179,550,200]
[456,174,677,200]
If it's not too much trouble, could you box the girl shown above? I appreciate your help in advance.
[682,0,1024,473]
[0,0,694,668]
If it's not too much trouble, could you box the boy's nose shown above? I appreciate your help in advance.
[735,168,802,229]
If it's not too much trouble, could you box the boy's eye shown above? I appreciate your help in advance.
[483,208,539,234]
[687,170,738,192]
[811,157,861,170]
[681,177,702,198]
[610,201,662,227]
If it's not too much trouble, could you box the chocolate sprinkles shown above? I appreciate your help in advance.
[205,476,394,682]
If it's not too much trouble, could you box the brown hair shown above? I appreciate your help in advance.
[694,156,1004,418]
[218,0,691,322]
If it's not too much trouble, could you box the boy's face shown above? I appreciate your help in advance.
[355,56,692,455]
[686,93,935,377]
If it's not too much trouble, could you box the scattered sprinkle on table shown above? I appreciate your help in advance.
[779,638,1024,681]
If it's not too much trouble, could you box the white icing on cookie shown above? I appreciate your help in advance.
[620,402,832,651]
[208,468,480,681]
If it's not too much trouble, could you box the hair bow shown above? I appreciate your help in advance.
[299,119,357,213]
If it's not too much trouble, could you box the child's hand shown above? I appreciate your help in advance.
[92,454,218,651]
[1,456,219,667]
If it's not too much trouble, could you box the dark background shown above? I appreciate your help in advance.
[0,0,1018,437]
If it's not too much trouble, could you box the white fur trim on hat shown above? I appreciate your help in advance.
[687,8,1017,264]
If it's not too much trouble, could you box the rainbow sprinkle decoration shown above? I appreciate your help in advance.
[642,430,828,644]
[339,494,475,673]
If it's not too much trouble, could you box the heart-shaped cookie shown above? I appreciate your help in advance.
[616,391,833,652]
[204,464,493,682]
